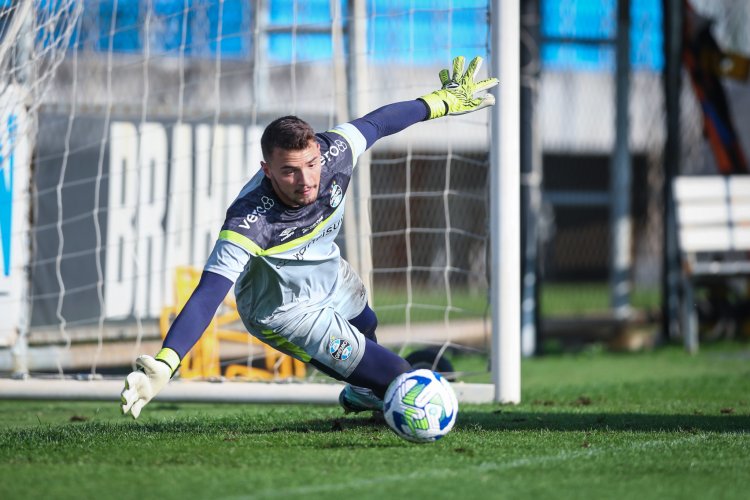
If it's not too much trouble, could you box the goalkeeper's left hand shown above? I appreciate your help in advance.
[419,55,499,120]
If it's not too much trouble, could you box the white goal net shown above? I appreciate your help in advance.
[1,0,502,400]
[1,0,82,370]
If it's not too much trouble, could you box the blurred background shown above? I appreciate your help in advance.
[0,0,748,380]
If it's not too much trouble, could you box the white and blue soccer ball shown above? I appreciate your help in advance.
[383,369,459,443]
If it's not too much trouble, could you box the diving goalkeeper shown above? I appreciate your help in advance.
[121,56,498,418]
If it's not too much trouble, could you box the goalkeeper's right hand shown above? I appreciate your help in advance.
[120,348,180,419]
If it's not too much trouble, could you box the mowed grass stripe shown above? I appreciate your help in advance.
[233,433,714,499]
[1,343,749,499]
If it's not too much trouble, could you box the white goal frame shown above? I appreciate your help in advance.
[1,0,520,406]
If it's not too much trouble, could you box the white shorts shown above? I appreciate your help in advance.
[240,258,369,378]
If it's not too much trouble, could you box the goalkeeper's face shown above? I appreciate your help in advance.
[261,141,322,207]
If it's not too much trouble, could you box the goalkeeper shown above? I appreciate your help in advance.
[121,56,498,419]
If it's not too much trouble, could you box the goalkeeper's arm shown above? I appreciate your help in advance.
[161,270,233,358]
[350,55,498,149]
[120,270,233,419]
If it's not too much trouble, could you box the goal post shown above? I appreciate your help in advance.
[1,0,521,405]
[490,0,521,404]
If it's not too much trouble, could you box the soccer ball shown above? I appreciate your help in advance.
[383,369,459,443]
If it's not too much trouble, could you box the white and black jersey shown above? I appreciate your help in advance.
[204,123,368,324]
[161,99,429,374]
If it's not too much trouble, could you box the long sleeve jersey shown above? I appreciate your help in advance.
[163,100,429,357]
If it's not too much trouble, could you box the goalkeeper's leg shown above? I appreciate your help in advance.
[309,304,410,397]
[311,305,418,413]
[313,336,411,411]
[304,304,411,411]
[323,259,411,409]
[340,304,411,412]
[244,305,411,401]
[348,303,378,343]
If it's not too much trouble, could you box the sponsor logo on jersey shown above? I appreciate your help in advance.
[329,181,343,208]
[239,196,274,229]
[320,138,348,166]
[293,215,343,260]
[301,215,324,234]
[279,226,297,241]
[329,336,352,361]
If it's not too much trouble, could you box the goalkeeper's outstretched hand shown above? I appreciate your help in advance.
[419,55,499,120]
[120,349,178,419]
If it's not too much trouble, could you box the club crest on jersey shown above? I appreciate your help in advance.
[329,181,343,208]
[329,336,352,361]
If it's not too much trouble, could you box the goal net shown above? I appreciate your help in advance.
[1,0,502,401]
[1,0,82,370]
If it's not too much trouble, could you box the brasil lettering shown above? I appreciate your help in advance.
[104,121,262,318]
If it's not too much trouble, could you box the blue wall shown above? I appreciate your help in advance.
[542,0,663,70]
[69,0,662,70]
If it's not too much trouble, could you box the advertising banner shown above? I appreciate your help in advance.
[0,86,30,346]
[31,113,262,337]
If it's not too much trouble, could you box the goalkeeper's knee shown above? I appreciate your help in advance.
[349,304,378,343]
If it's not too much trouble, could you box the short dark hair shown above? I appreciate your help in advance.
[260,115,316,161]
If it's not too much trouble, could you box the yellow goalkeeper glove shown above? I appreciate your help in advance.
[419,55,499,120]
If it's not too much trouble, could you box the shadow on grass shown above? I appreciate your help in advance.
[298,410,750,435]
[458,410,750,433]
[110,409,750,435]
[3,409,747,449]
[225,408,750,435]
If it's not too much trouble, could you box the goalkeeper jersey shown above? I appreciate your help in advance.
[204,122,367,323]
[160,99,429,359]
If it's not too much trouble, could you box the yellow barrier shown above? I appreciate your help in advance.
[160,267,305,380]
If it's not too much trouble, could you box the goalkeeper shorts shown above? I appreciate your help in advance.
[240,258,369,378]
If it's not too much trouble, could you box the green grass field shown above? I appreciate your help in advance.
[2,343,749,499]
[371,283,661,325]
